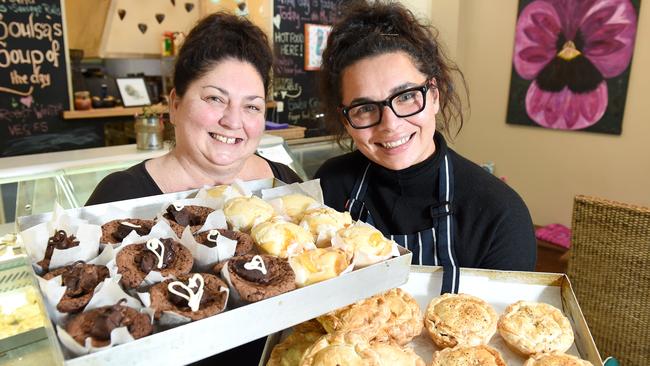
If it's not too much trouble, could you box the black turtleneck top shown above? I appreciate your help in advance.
[315,133,536,271]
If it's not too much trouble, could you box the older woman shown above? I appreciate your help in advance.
[315,1,536,294]
[87,13,300,205]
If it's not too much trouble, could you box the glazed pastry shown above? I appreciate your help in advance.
[430,344,506,366]
[251,219,315,258]
[37,229,80,272]
[424,293,497,348]
[223,196,274,232]
[498,300,574,356]
[331,225,396,267]
[370,342,425,366]
[42,262,109,313]
[274,193,318,223]
[299,207,352,247]
[194,228,254,255]
[374,288,423,345]
[299,332,380,366]
[205,184,242,200]
[100,219,154,244]
[148,273,228,321]
[163,204,215,237]
[267,331,323,366]
[65,299,152,347]
[317,295,392,341]
[288,248,350,287]
[116,238,193,288]
[524,352,594,366]
[222,254,296,302]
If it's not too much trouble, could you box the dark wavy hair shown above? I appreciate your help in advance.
[320,1,468,146]
[173,12,273,97]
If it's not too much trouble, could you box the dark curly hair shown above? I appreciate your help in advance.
[173,12,273,97]
[320,1,468,145]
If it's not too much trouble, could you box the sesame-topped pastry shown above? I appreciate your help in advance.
[221,254,296,302]
[115,238,193,288]
[289,248,350,287]
[299,207,353,247]
[162,203,214,237]
[42,261,109,313]
[331,225,397,267]
[498,300,574,356]
[65,299,152,347]
[100,219,154,244]
[148,273,228,321]
[223,196,274,232]
[37,229,80,272]
[251,219,315,258]
[424,293,497,348]
[430,345,506,366]
[524,352,594,366]
[299,331,381,366]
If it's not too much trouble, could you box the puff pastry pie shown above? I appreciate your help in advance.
[317,295,392,341]
[430,344,506,366]
[370,342,425,366]
[252,219,315,258]
[299,332,380,366]
[523,352,594,366]
[268,331,323,366]
[424,293,497,348]
[498,301,574,355]
[373,288,423,345]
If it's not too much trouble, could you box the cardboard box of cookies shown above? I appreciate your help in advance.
[261,266,602,366]
[15,178,413,365]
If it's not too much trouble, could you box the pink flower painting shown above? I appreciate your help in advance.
[507,0,639,134]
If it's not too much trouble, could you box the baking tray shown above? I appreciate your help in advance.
[260,266,603,366]
[15,179,413,365]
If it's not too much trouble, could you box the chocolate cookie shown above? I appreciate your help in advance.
[116,238,193,289]
[37,229,80,272]
[101,219,155,244]
[65,299,152,347]
[42,262,109,313]
[222,254,296,302]
[163,204,214,237]
[194,229,255,255]
[149,273,229,321]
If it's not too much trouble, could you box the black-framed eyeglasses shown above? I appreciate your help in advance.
[340,82,435,129]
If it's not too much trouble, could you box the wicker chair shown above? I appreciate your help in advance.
[567,195,650,366]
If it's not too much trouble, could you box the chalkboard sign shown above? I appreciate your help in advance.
[272,0,342,136]
[0,0,100,157]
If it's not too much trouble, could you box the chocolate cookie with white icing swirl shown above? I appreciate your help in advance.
[42,261,109,313]
[163,204,214,237]
[116,238,193,288]
[148,273,229,321]
[100,219,155,244]
[221,254,296,302]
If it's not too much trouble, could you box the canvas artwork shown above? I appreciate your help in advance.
[506,0,640,135]
[304,24,332,70]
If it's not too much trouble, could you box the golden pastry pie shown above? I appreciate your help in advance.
[299,332,380,366]
[299,207,353,247]
[317,295,392,340]
[268,331,323,366]
[370,342,425,366]
[293,319,327,334]
[523,352,594,366]
[223,196,274,232]
[498,301,574,356]
[289,248,350,287]
[424,293,497,348]
[275,193,318,223]
[430,344,506,366]
[374,288,423,345]
[251,219,315,258]
[331,225,396,267]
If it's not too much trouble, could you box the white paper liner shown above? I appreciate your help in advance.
[289,250,355,287]
[220,260,246,307]
[180,225,237,272]
[331,221,400,268]
[260,180,324,204]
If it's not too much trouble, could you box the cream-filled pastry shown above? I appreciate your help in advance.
[275,193,318,223]
[299,207,353,247]
[205,184,242,200]
[299,332,380,366]
[498,300,574,356]
[331,224,396,267]
[223,196,274,232]
[251,219,315,258]
[289,248,350,287]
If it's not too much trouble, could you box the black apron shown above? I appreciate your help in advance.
[345,154,460,294]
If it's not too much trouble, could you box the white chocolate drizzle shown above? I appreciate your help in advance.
[120,221,142,228]
[207,229,220,244]
[173,202,185,211]
[244,255,267,275]
[146,238,165,269]
[167,274,205,312]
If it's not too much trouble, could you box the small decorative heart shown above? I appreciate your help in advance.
[138,23,148,34]
[272,14,281,30]
[118,9,126,20]
[185,2,194,12]
[168,274,205,311]
[19,95,33,108]
[146,238,165,268]
[155,13,165,24]
[207,229,220,244]
[173,202,184,211]
[244,255,267,274]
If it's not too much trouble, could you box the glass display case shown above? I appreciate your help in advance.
[286,136,351,179]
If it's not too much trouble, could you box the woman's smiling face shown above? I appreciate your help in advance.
[340,51,439,171]
[170,58,266,168]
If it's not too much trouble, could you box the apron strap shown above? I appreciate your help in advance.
[345,163,371,222]
[434,155,460,294]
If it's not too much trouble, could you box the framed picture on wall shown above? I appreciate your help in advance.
[304,23,332,71]
[116,77,152,107]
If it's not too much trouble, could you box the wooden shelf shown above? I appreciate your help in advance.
[63,101,277,120]
[265,125,306,140]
